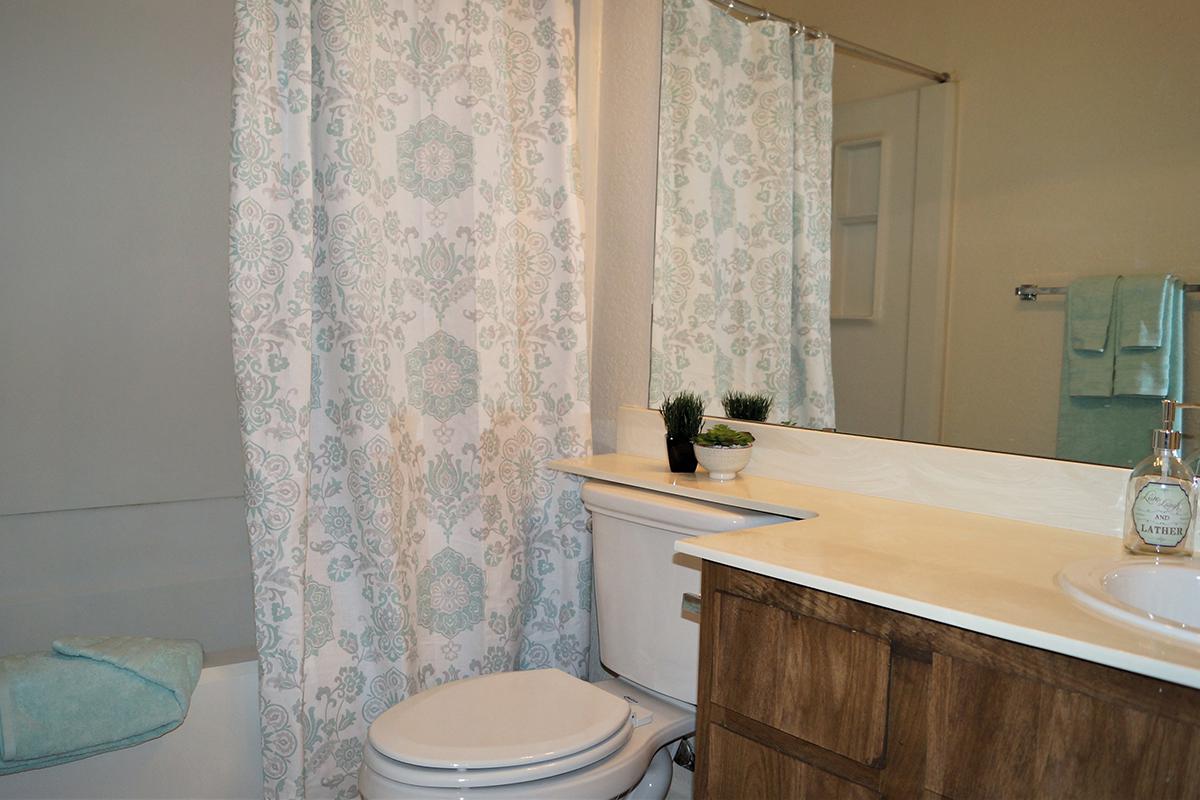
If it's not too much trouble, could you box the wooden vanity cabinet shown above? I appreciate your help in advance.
[694,562,1200,799]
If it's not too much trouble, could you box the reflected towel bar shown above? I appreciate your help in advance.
[1015,283,1200,301]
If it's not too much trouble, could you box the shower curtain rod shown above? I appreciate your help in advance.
[706,0,951,84]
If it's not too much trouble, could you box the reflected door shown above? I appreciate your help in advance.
[831,89,920,439]
[831,83,956,443]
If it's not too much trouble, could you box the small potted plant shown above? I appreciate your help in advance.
[721,390,774,423]
[659,391,706,473]
[692,423,755,481]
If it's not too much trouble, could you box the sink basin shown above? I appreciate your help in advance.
[1058,557,1200,644]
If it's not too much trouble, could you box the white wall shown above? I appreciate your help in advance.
[588,0,661,453]
[0,0,243,514]
[0,497,253,656]
[0,0,251,656]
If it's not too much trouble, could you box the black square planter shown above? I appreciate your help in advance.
[665,435,698,473]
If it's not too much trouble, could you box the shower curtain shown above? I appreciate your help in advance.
[650,0,835,428]
[229,2,590,797]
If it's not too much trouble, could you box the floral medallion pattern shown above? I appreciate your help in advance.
[416,547,486,638]
[229,198,293,294]
[650,0,836,428]
[405,331,479,422]
[396,114,474,206]
[229,1,590,796]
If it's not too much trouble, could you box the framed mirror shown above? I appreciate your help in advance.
[648,0,1200,468]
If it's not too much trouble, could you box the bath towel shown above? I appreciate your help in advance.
[1065,276,1118,397]
[0,636,202,775]
[1057,275,1184,467]
[1113,275,1181,397]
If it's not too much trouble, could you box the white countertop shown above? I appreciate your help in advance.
[551,453,1200,690]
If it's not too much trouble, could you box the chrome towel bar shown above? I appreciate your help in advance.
[1015,283,1200,302]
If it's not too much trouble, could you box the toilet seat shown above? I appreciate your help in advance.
[363,717,633,789]
[366,669,634,788]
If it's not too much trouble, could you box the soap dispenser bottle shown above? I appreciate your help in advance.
[1123,400,1199,556]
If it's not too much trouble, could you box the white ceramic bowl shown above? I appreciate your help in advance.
[693,444,752,481]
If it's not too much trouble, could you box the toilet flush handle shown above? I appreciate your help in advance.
[681,593,702,620]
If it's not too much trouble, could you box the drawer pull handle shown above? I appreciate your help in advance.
[682,592,702,618]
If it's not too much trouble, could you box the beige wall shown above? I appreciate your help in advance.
[592,0,1200,459]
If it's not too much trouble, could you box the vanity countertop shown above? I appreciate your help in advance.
[551,452,1200,690]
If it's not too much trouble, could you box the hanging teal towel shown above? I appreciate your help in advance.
[1065,275,1119,397]
[1055,391,1165,468]
[1113,275,1182,397]
[0,636,202,775]
[1117,274,1173,349]
[1057,274,1185,467]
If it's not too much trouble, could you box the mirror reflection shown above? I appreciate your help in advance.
[648,0,1200,467]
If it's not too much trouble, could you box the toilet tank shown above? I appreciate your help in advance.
[581,481,792,705]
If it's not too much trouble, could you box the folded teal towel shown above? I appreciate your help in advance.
[1117,274,1173,349]
[1069,275,1119,352]
[1066,276,1119,397]
[1114,275,1181,397]
[0,636,202,775]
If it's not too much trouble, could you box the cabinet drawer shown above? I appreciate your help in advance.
[705,723,879,799]
[711,591,891,765]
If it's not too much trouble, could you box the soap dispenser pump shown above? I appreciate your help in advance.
[1123,400,1200,556]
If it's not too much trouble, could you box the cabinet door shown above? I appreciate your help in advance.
[705,723,880,800]
[711,591,892,765]
[926,655,1200,799]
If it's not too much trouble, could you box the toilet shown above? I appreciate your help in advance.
[359,481,788,799]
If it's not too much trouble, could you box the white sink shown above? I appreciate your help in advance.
[1058,556,1200,644]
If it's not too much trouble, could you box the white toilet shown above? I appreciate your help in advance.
[358,481,787,799]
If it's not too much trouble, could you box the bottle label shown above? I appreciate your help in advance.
[1133,481,1193,547]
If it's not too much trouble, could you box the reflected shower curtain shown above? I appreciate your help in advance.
[650,0,835,427]
[229,2,591,797]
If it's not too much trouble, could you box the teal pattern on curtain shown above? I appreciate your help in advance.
[650,0,835,428]
[228,1,591,797]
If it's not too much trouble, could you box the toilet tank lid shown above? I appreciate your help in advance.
[581,481,792,533]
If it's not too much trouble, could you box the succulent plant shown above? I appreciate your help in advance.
[693,423,755,448]
[721,390,774,422]
[659,391,706,440]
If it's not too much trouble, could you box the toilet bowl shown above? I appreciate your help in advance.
[358,670,693,799]
[359,482,789,799]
